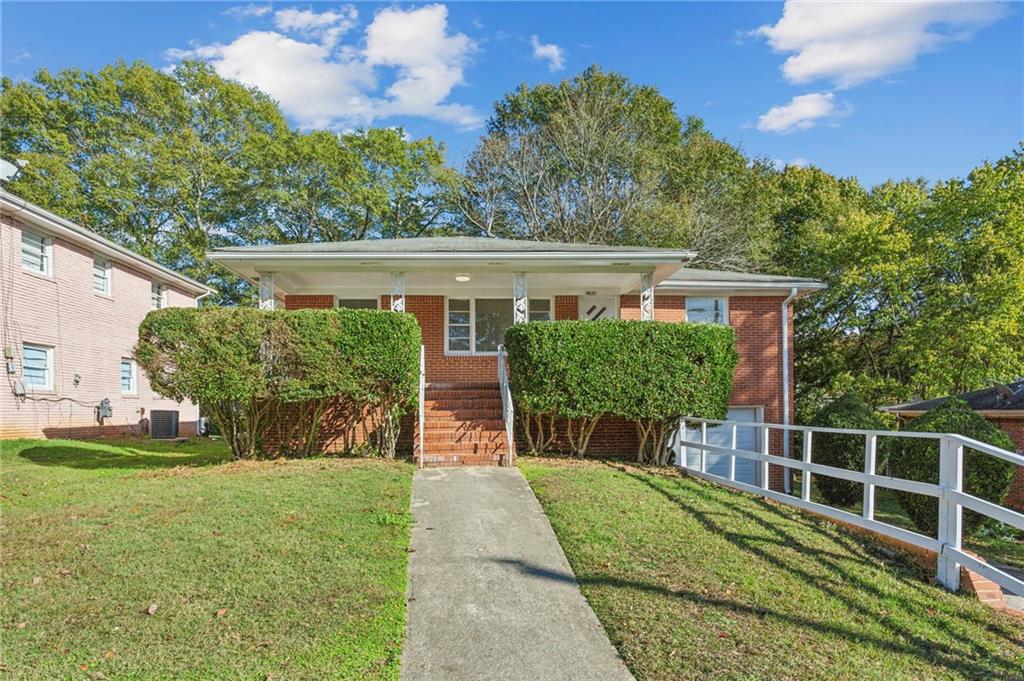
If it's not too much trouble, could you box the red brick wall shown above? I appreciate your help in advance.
[284,295,334,310]
[990,417,1024,510]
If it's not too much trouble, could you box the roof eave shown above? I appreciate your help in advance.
[1,190,213,296]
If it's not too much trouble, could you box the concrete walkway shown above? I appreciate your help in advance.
[400,467,634,681]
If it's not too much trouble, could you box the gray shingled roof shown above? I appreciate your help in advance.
[881,379,1024,413]
[210,236,692,255]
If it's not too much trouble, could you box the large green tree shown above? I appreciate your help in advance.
[1,60,453,303]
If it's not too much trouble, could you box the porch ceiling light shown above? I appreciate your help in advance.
[455,274,471,283]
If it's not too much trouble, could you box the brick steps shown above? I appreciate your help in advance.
[414,382,512,467]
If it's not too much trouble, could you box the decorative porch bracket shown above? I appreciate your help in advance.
[640,272,654,321]
[513,272,528,324]
[258,272,276,311]
[390,272,406,312]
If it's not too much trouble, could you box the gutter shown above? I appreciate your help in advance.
[781,287,798,494]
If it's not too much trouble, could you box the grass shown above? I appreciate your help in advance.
[521,458,1024,681]
[0,437,413,680]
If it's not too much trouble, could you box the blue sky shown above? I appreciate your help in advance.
[2,2,1021,186]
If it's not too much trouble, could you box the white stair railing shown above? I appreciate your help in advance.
[497,345,515,466]
[676,416,1024,595]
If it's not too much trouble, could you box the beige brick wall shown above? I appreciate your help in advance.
[1,215,200,439]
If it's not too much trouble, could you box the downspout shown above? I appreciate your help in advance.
[193,289,212,434]
[781,287,798,494]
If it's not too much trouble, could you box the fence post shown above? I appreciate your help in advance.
[801,430,813,502]
[936,436,963,592]
[759,425,770,490]
[676,419,686,468]
[700,422,708,473]
[728,423,738,481]
[862,434,877,520]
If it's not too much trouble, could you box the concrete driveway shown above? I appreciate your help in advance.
[400,467,634,681]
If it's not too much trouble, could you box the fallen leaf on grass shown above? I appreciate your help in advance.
[145,603,158,615]
[31,577,42,586]
[104,650,115,659]
[215,608,228,618]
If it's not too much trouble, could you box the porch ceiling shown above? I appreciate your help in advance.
[261,268,672,297]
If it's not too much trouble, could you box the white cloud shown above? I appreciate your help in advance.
[274,6,358,49]
[754,1,1008,88]
[788,157,810,168]
[530,34,565,71]
[165,3,482,130]
[224,4,272,20]
[756,92,850,134]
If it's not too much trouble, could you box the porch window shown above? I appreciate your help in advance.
[336,298,378,309]
[686,297,727,324]
[446,298,552,354]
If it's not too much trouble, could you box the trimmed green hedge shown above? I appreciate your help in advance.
[809,393,890,506]
[136,307,421,459]
[505,320,738,461]
[889,400,1015,537]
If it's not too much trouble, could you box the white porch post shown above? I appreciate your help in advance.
[258,272,276,310]
[640,271,654,321]
[513,272,528,324]
[390,272,406,312]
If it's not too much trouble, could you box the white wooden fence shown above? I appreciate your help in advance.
[675,416,1024,594]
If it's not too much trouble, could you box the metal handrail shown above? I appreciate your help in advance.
[497,345,515,466]
[417,344,425,469]
[677,415,1024,595]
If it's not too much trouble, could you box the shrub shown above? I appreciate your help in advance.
[808,393,890,506]
[889,399,1015,537]
[504,320,738,461]
[136,307,420,460]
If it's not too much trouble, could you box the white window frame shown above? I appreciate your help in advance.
[685,296,729,325]
[445,296,554,355]
[151,282,165,310]
[335,297,380,310]
[21,229,52,276]
[93,255,112,295]
[120,357,137,395]
[21,343,54,391]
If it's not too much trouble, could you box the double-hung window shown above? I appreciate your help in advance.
[121,358,137,394]
[21,229,51,275]
[446,298,552,353]
[22,344,53,391]
[686,297,727,324]
[93,256,111,294]
[151,283,165,310]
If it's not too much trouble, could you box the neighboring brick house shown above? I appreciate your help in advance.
[881,381,1024,510]
[0,190,212,439]
[209,237,825,487]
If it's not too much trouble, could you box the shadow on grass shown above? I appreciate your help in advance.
[19,441,228,471]
[525,462,1024,678]
[496,555,1020,680]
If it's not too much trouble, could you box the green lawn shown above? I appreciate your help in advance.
[521,458,1024,681]
[0,437,413,680]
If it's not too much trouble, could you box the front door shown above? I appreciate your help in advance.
[578,297,618,320]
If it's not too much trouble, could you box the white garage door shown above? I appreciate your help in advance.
[679,407,760,485]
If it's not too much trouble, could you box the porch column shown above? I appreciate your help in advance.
[513,272,528,324]
[258,272,276,311]
[640,271,654,321]
[390,272,406,312]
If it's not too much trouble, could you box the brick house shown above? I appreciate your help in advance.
[0,190,212,439]
[209,238,824,485]
[881,380,1024,510]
